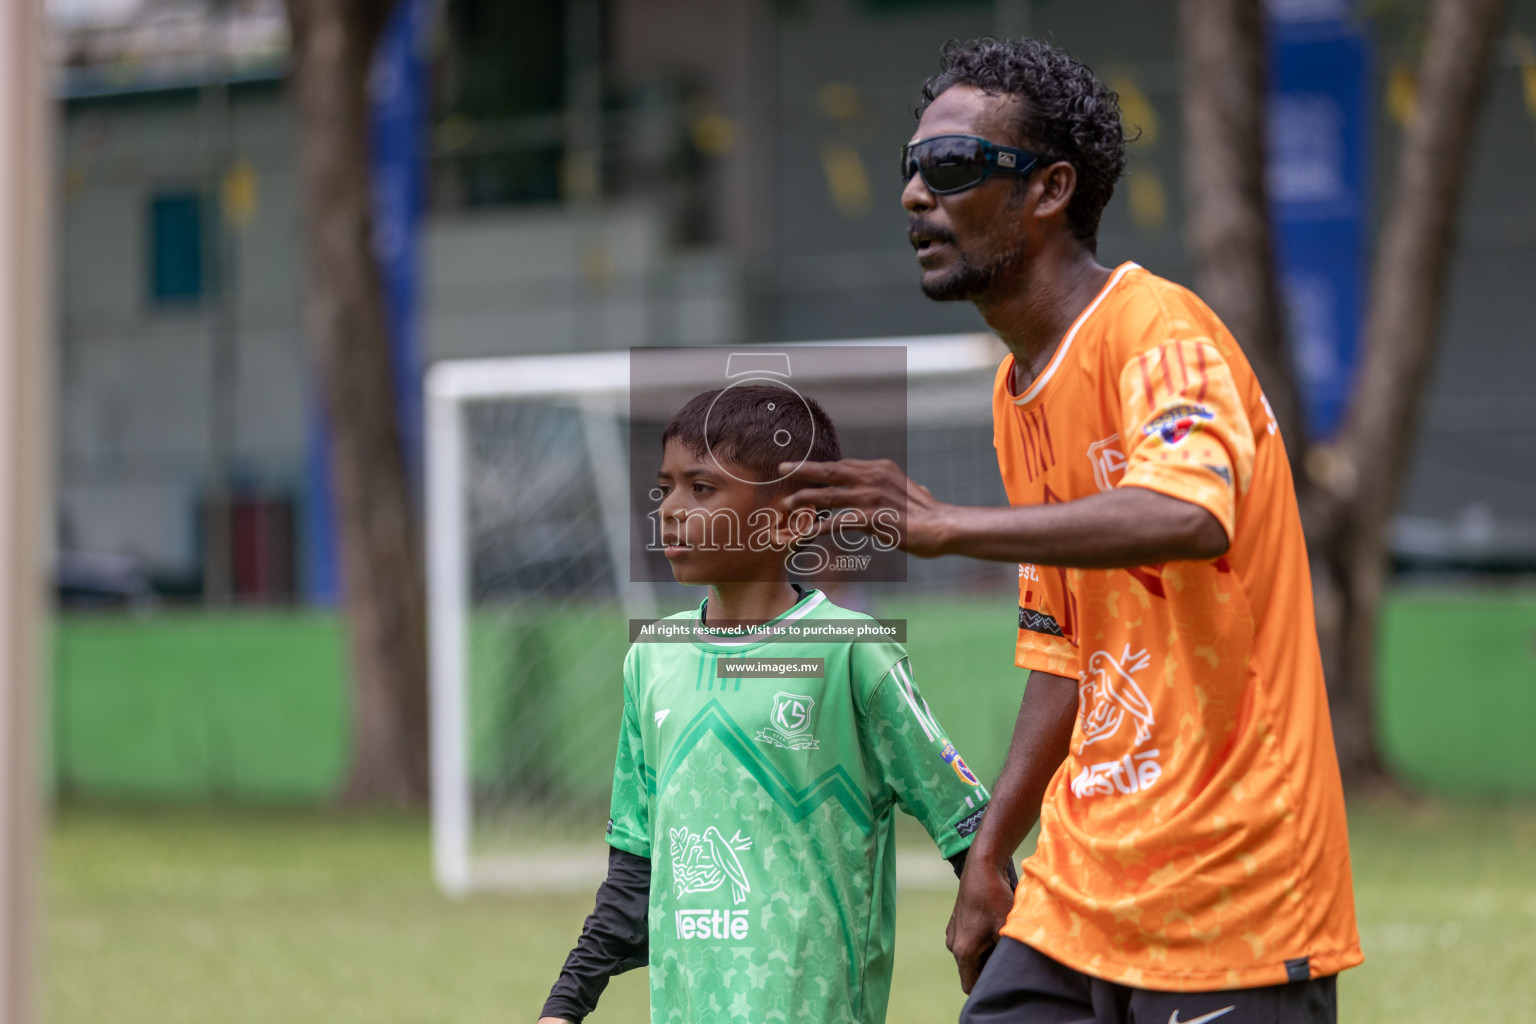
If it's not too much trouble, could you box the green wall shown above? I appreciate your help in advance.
[1378,590,1536,795]
[53,613,350,801]
[49,591,1536,803]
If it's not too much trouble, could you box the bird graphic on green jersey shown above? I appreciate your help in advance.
[670,826,753,904]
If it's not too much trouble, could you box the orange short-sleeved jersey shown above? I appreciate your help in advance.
[993,263,1362,991]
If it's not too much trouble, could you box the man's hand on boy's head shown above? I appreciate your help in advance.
[776,458,952,558]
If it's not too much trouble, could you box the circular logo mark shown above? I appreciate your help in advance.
[703,378,816,485]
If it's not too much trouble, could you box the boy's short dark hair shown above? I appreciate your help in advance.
[916,37,1127,248]
[662,383,841,487]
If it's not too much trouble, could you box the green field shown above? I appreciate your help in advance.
[45,800,1536,1024]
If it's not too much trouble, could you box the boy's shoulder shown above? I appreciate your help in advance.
[624,603,698,642]
[627,604,705,647]
[623,591,898,654]
[620,605,701,681]
[802,595,911,702]
[805,593,868,620]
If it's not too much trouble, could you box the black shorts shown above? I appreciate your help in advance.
[959,937,1336,1024]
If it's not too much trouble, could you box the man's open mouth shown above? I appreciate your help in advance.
[909,228,953,259]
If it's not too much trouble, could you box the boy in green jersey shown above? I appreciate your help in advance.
[540,383,998,1024]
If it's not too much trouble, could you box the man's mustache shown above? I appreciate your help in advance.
[908,219,956,249]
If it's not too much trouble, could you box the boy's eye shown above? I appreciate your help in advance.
[692,482,715,494]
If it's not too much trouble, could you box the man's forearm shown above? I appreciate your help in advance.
[933,486,1227,568]
[970,670,1079,867]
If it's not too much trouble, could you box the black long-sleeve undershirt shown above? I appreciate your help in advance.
[539,844,1014,1022]
[540,846,651,1022]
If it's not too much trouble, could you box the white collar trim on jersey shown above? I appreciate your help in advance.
[1012,261,1139,406]
[693,588,826,647]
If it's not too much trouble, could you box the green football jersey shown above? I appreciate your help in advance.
[606,588,991,1024]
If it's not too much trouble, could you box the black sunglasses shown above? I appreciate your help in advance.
[900,134,1043,195]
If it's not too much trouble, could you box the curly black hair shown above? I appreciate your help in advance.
[916,37,1128,248]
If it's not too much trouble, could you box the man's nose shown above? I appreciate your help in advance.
[901,170,934,213]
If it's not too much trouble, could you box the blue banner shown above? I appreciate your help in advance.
[1267,0,1370,441]
[305,0,431,602]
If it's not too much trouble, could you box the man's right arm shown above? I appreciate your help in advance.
[946,669,1078,993]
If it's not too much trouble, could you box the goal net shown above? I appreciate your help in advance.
[426,336,1012,894]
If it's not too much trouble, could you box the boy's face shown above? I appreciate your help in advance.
[656,438,790,584]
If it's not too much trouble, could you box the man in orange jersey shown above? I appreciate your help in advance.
[779,37,1361,1024]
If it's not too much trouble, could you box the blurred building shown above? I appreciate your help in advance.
[52,0,1536,600]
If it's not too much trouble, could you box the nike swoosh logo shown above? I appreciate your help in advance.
[1169,1007,1235,1024]
[654,709,671,727]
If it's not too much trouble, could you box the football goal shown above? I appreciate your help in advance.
[425,335,1011,894]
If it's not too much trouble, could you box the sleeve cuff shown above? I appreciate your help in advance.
[1118,468,1237,545]
[934,802,989,860]
[1014,636,1078,678]
[539,997,586,1023]
[605,828,650,859]
[936,826,977,861]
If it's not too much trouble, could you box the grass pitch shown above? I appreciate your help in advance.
[45,800,1536,1024]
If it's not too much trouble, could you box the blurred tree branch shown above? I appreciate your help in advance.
[1180,0,1507,786]
[284,0,430,803]
[1180,0,1306,468]
[1316,0,1508,783]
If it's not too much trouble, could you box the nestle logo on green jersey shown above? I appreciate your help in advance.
[675,908,749,941]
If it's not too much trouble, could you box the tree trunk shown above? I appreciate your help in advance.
[1315,0,1508,782]
[285,0,430,803]
[1180,0,1506,787]
[1179,0,1307,464]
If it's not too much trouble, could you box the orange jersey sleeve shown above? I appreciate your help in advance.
[1013,561,1078,677]
[1115,320,1256,544]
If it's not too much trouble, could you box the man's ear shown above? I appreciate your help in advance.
[1033,161,1077,222]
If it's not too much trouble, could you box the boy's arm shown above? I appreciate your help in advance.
[539,846,650,1023]
[856,651,990,862]
[543,657,653,1022]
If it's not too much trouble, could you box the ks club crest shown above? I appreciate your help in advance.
[755,691,819,750]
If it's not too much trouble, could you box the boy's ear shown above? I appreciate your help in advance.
[763,503,794,549]
[771,504,825,549]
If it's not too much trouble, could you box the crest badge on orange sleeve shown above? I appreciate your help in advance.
[1142,404,1214,446]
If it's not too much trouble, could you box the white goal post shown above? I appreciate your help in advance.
[425,334,1006,895]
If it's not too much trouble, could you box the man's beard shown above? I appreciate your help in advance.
[918,240,1027,302]
[910,219,1028,303]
